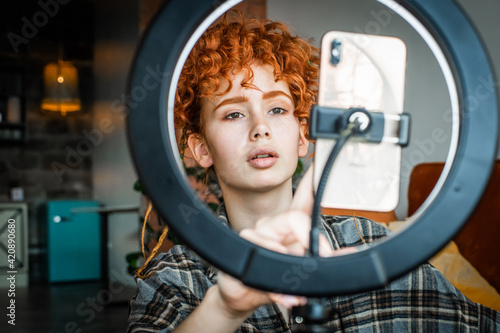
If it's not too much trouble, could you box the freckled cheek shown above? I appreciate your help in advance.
[270,118,300,139]
[208,135,245,171]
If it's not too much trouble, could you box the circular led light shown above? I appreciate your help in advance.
[127,0,498,296]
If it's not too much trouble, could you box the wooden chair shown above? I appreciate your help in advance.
[407,160,500,293]
[322,207,397,223]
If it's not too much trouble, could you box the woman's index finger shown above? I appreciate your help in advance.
[290,164,315,216]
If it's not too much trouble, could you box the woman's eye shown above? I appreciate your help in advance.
[225,112,243,120]
[269,107,287,115]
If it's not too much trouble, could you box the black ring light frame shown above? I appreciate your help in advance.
[127,0,498,296]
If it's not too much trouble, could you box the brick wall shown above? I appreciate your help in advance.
[0,62,95,283]
[0,0,267,285]
[0,0,95,284]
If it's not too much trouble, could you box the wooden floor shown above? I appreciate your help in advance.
[0,281,134,333]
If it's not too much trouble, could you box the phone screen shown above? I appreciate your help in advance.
[314,31,407,212]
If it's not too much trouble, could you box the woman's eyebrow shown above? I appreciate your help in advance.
[213,90,292,112]
[213,96,248,112]
[262,90,293,102]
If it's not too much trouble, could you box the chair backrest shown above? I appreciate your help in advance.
[408,160,500,293]
[322,207,397,223]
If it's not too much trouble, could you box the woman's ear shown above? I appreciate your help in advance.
[187,133,213,168]
[298,119,309,158]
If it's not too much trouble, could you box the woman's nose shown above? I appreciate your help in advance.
[250,116,271,140]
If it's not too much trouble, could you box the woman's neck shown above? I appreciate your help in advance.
[220,180,294,232]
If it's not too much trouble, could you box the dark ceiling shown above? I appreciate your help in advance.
[1,0,95,62]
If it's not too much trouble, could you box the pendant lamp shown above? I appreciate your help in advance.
[41,60,81,116]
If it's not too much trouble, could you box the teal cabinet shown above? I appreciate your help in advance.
[46,201,101,282]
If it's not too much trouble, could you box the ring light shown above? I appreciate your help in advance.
[126,0,498,296]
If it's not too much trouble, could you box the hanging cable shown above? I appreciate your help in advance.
[309,121,363,257]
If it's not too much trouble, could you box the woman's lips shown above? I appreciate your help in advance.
[247,147,279,168]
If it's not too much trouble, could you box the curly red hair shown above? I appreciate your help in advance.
[137,14,319,278]
[174,12,319,139]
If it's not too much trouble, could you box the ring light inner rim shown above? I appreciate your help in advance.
[165,0,460,234]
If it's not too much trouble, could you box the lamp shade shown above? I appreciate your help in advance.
[41,61,81,115]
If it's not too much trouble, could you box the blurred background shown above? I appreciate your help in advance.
[0,0,499,332]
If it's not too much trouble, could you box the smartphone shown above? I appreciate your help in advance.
[313,31,407,212]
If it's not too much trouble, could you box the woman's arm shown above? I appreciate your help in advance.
[173,284,255,333]
[174,274,307,332]
[175,166,340,332]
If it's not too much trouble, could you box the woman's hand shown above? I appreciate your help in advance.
[213,166,337,316]
[176,166,356,332]
[215,270,307,319]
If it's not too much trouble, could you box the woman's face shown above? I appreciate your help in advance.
[189,63,309,195]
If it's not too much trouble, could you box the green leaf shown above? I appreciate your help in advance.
[167,229,183,245]
[125,251,143,264]
[133,179,143,193]
[207,202,219,212]
[145,221,154,233]
[293,159,304,177]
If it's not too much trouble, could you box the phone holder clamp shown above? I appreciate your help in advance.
[309,105,410,146]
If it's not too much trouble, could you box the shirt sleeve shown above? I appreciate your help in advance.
[127,247,213,333]
[320,215,500,331]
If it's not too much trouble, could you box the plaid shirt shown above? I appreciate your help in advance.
[128,205,500,332]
